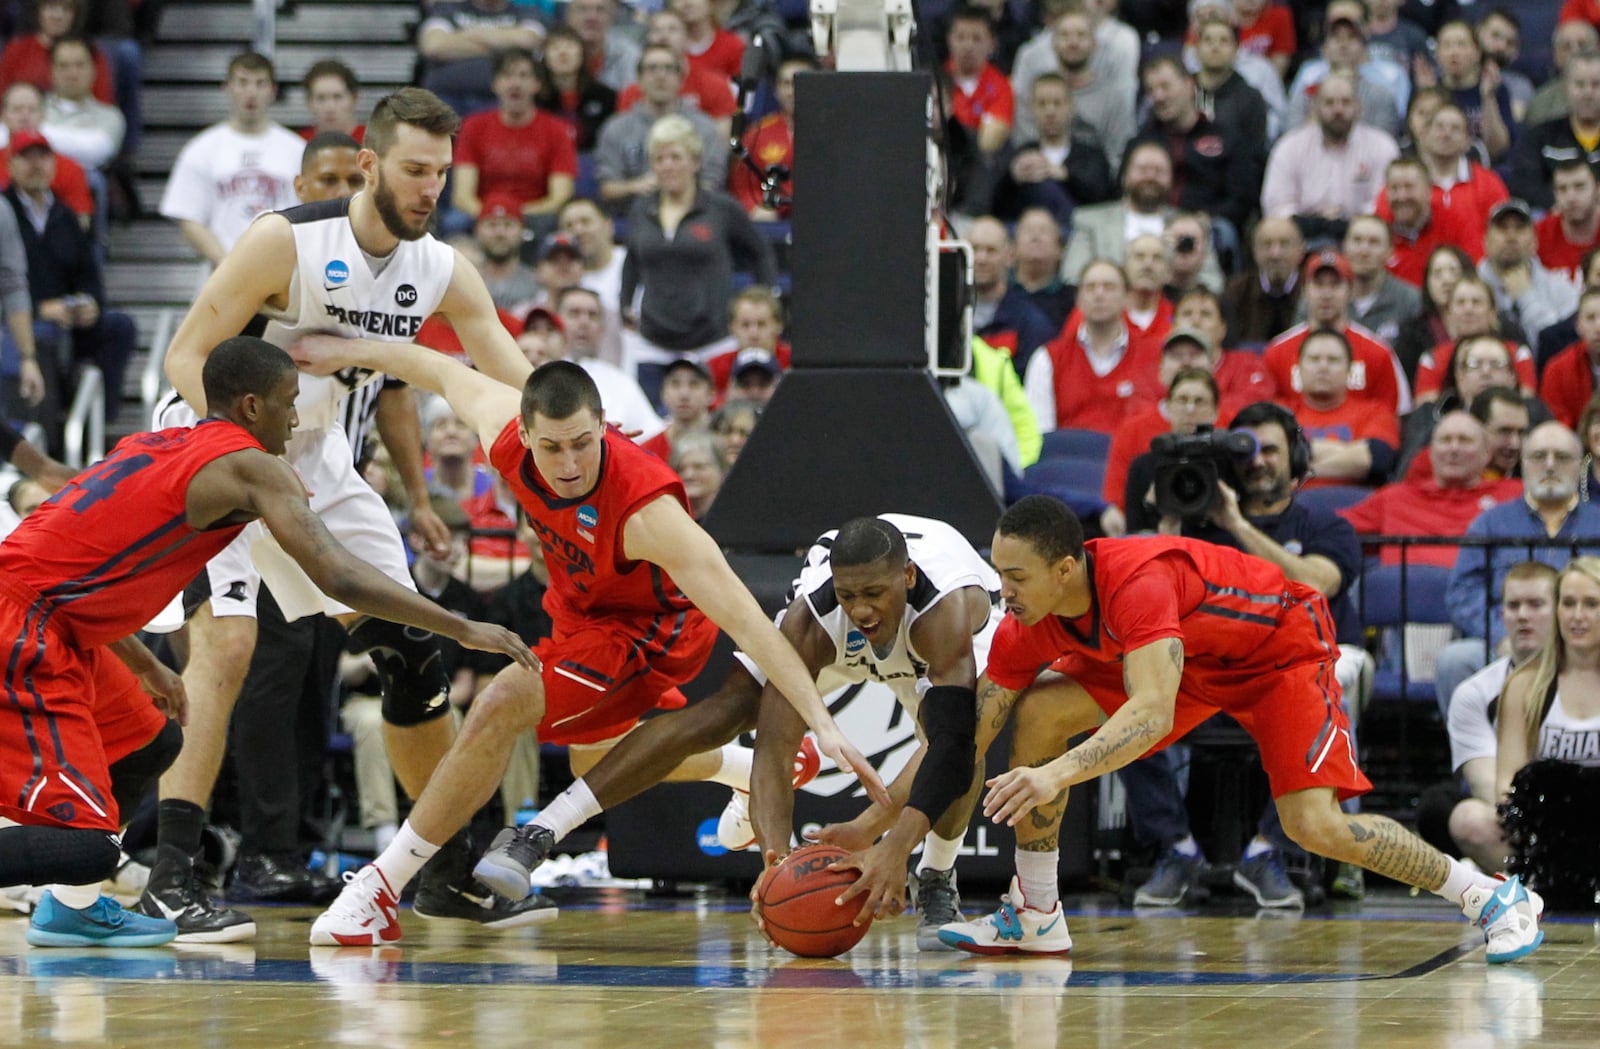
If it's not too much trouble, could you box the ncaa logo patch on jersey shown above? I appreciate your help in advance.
[577,504,599,529]
[844,630,867,656]
[395,283,419,307]
[324,260,350,285]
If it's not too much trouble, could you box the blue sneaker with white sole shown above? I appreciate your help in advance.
[1462,875,1544,964]
[937,877,1072,956]
[27,892,178,948]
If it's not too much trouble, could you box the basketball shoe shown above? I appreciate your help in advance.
[309,865,403,947]
[913,867,964,951]
[937,877,1072,956]
[414,832,558,928]
[717,736,823,850]
[136,846,256,943]
[1462,874,1544,964]
[27,892,178,948]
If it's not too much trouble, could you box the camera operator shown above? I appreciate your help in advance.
[1120,401,1374,908]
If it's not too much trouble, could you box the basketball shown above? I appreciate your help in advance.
[757,844,873,958]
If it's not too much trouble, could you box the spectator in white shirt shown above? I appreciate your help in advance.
[41,36,124,171]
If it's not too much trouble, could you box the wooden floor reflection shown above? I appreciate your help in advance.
[1,890,1596,1048]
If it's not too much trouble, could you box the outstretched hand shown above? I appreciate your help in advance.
[749,848,784,944]
[815,726,892,809]
[805,813,882,854]
[407,501,453,560]
[288,333,361,375]
[457,621,541,672]
[983,765,1064,826]
[830,842,910,926]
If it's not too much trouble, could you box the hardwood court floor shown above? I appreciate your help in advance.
[1,889,1595,1048]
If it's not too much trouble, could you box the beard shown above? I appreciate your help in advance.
[372,171,433,241]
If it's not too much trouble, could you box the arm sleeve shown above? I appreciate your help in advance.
[904,685,978,824]
[724,195,778,287]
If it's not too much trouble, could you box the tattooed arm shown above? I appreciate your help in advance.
[984,637,1182,825]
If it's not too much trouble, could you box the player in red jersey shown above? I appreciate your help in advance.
[936,497,1545,966]
[296,339,889,945]
[0,337,533,947]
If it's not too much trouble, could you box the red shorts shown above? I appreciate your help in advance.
[536,606,719,745]
[1,593,163,831]
[1049,597,1371,802]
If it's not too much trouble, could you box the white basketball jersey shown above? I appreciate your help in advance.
[262,196,456,433]
[779,514,1002,709]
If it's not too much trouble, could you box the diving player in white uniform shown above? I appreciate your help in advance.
[472,513,1002,950]
[140,88,542,940]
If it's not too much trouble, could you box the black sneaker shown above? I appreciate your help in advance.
[231,852,342,905]
[413,874,559,929]
[137,846,257,943]
[913,868,964,951]
[471,826,556,901]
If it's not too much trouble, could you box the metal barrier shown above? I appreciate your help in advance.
[63,365,105,469]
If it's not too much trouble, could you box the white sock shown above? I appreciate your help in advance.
[50,882,101,909]
[1014,849,1060,912]
[371,821,439,892]
[708,744,753,791]
[917,831,964,875]
[1170,834,1202,859]
[1434,854,1496,905]
[532,778,602,841]
[1242,836,1274,861]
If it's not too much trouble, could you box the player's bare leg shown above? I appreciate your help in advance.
[139,606,258,942]
[940,678,1101,955]
[1276,788,1544,962]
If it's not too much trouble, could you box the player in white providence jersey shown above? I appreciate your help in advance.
[141,89,542,942]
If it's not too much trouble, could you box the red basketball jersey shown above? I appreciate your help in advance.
[0,421,264,647]
[489,420,699,622]
[987,536,1334,704]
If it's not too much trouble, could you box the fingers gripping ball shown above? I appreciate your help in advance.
[758,844,873,958]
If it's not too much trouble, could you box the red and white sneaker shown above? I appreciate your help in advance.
[716,737,823,850]
[308,865,402,947]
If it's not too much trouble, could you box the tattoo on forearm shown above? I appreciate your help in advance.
[1168,639,1184,675]
[979,680,1018,731]
[1344,817,1449,889]
[1070,720,1158,776]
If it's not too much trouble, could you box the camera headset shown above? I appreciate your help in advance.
[1229,402,1311,482]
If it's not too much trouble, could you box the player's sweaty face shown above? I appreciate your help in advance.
[832,561,912,643]
[254,370,301,456]
[990,533,1062,627]
[525,409,604,498]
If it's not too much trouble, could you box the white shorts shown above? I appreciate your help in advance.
[155,392,415,621]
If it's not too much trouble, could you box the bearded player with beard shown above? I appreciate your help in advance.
[140,88,543,941]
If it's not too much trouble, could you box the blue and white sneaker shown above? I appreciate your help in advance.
[936,877,1071,956]
[27,892,178,948]
[1462,875,1545,964]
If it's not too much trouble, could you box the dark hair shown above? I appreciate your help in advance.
[47,34,91,62]
[1141,55,1190,83]
[537,25,597,102]
[1032,71,1070,96]
[1443,333,1511,399]
[1231,401,1310,480]
[1554,156,1597,181]
[521,360,603,423]
[1420,244,1475,317]
[1578,391,1600,453]
[202,336,296,408]
[1479,6,1520,33]
[493,46,538,79]
[1469,385,1527,425]
[302,130,361,172]
[1165,366,1219,404]
[226,50,276,82]
[831,517,909,569]
[554,284,602,311]
[997,495,1084,565]
[638,43,683,76]
[303,58,358,96]
[949,5,994,31]
[365,87,461,156]
[1299,327,1353,363]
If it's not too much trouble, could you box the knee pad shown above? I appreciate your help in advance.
[108,718,183,819]
[348,617,451,727]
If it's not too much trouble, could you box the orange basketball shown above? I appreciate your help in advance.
[757,844,873,958]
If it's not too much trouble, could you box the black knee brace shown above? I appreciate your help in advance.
[109,718,183,820]
[347,616,452,727]
[0,825,121,887]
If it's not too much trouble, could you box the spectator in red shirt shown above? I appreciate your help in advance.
[299,59,364,142]
[0,0,113,106]
[730,54,810,219]
[1412,275,1536,401]
[1024,258,1163,435]
[1290,328,1399,489]
[641,357,715,460]
[1537,158,1600,281]
[1340,409,1523,566]
[452,48,578,228]
[672,0,743,84]
[1379,155,1462,288]
[1232,0,1295,79]
[1542,287,1600,428]
[945,5,1013,154]
[1264,248,1411,415]
[616,10,736,135]
[1172,285,1276,410]
[0,82,91,222]
[1414,102,1510,259]
[704,285,791,398]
